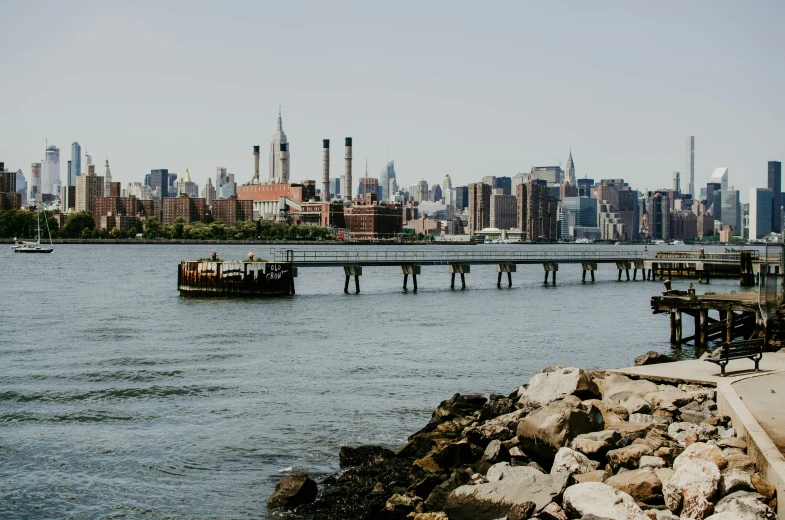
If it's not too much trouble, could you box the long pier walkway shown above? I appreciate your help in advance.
[269,248,780,293]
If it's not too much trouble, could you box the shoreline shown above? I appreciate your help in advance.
[267,358,782,519]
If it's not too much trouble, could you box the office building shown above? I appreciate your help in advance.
[269,108,290,183]
[517,182,558,241]
[71,142,81,181]
[749,188,773,239]
[719,189,741,235]
[41,145,60,195]
[14,170,27,205]
[103,157,113,196]
[202,177,215,206]
[29,162,41,200]
[559,196,597,239]
[684,136,694,197]
[531,166,564,185]
[768,161,782,233]
[467,182,491,236]
[359,177,380,200]
[441,174,453,206]
[430,183,442,202]
[125,182,153,200]
[647,193,671,240]
[329,177,341,198]
[216,168,236,199]
[710,167,729,191]
[75,165,104,213]
[565,150,575,186]
[495,176,512,195]
[147,169,169,200]
[577,178,594,198]
[378,160,396,202]
[673,171,680,193]
[670,211,698,241]
[455,185,469,210]
[176,169,199,198]
[344,201,403,240]
[489,189,517,230]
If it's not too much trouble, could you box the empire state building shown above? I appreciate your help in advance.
[269,108,290,183]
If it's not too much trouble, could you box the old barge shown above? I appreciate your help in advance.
[178,253,296,297]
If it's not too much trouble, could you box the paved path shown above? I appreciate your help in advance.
[733,373,785,456]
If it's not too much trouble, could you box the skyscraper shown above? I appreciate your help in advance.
[441,174,453,206]
[41,145,60,195]
[202,177,215,206]
[710,167,728,191]
[269,107,290,183]
[71,142,81,181]
[149,169,169,200]
[768,161,782,233]
[379,160,396,201]
[468,182,491,236]
[673,171,680,193]
[30,162,41,200]
[684,136,694,197]
[104,157,113,197]
[565,149,575,186]
[749,188,773,239]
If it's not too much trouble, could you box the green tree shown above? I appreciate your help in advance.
[61,212,94,238]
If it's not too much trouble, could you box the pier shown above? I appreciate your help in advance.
[269,248,782,294]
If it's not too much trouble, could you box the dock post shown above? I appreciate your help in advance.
[675,311,683,343]
[451,273,456,289]
[544,271,549,283]
[354,275,360,294]
[403,273,408,291]
[670,311,677,344]
[626,268,630,281]
[497,272,503,288]
[694,312,702,349]
[507,271,512,287]
[582,269,587,282]
[618,269,622,281]
[591,270,595,282]
[344,275,350,293]
[700,308,709,346]
[553,271,557,285]
[343,266,362,294]
[412,273,418,292]
[401,265,420,292]
[449,264,469,289]
[543,263,557,285]
[726,309,734,343]
[496,264,515,288]
[461,273,466,288]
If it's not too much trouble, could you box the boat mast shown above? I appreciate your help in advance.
[37,207,41,245]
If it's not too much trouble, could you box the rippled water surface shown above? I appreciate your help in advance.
[0,243,756,518]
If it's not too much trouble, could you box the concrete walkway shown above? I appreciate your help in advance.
[734,373,785,455]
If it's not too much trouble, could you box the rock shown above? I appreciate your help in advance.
[583,399,629,426]
[724,453,756,474]
[397,436,435,459]
[714,490,771,518]
[719,468,754,495]
[505,501,536,520]
[463,409,525,445]
[424,469,472,511]
[516,397,604,467]
[663,459,720,511]
[751,473,775,501]
[654,468,674,488]
[413,513,449,520]
[266,474,318,509]
[606,444,653,471]
[600,374,660,400]
[604,467,663,505]
[637,429,673,452]
[339,445,396,468]
[562,482,649,520]
[629,413,671,426]
[537,501,568,519]
[570,430,623,462]
[444,466,568,520]
[639,456,666,469]
[652,511,679,520]
[517,367,599,407]
[384,493,422,514]
[481,439,511,465]
[573,470,608,484]
[480,397,515,422]
[608,421,652,444]
[673,442,727,471]
[372,482,385,494]
[432,440,476,471]
[550,447,599,477]
[722,447,746,459]
[421,393,488,434]
[412,456,442,478]
[667,422,699,444]
[681,487,714,519]
[717,436,747,450]
[634,351,675,366]
[487,462,524,482]
[679,401,713,424]
[645,390,693,412]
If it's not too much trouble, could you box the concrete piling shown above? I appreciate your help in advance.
[342,266,362,294]
[448,264,469,289]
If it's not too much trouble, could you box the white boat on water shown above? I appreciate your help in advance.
[12,207,54,254]
[575,238,593,244]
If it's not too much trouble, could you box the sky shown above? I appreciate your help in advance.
[1,1,783,201]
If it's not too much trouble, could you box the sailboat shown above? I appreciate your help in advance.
[12,206,54,254]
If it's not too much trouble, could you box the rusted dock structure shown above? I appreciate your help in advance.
[178,254,296,296]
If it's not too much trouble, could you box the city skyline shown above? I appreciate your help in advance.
[1,2,783,198]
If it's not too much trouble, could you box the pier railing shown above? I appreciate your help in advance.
[270,248,651,266]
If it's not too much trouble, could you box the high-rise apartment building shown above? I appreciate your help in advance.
[467,182,491,236]
[768,161,782,233]
[162,194,206,224]
[30,162,41,200]
[71,142,81,181]
[517,182,558,241]
[41,145,60,195]
[489,189,517,230]
[684,136,694,197]
[269,108,290,183]
[211,195,253,225]
[749,188,773,239]
[75,165,104,213]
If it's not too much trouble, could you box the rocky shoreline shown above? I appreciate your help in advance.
[267,361,778,520]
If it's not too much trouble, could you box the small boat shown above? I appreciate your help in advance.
[13,206,53,254]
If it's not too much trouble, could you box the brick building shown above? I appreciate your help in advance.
[162,194,207,224]
[344,202,403,240]
[299,201,346,228]
[517,182,558,241]
[468,182,491,236]
[211,195,253,225]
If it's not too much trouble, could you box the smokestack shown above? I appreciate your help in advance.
[344,137,352,201]
[253,146,260,182]
[279,143,288,184]
[322,139,330,201]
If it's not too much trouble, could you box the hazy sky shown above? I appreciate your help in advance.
[1,1,783,201]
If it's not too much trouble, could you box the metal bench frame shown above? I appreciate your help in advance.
[705,339,764,376]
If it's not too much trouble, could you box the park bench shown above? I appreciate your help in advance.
[705,338,764,376]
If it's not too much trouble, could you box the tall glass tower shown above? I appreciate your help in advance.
[71,142,81,183]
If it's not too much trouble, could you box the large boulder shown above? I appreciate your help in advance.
[570,430,623,462]
[645,390,693,412]
[550,447,599,477]
[634,351,675,366]
[562,482,649,520]
[606,444,653,471]
[463,409,525,445]
[419,393,487,434]
[604,467,663,505]
[516,396,604,467]
[673,442,728,471]
[719,468,754,496]
[444,465,568,520]
[714,490,772,519]
[607,421,652,444]
[266,474,318,509]
[663,458,721,511]
[340,445,395,468]
[517,367,598,407]
[599,374,659,400]
[681,487,714,519]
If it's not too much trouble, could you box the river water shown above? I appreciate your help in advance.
[0,243,758,518]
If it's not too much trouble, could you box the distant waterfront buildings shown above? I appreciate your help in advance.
[489,189,517,230]
[441,174,453,206]
[15,170,27,205]
[565,150,575,186]
[710,167,729,191]
[531,166,564,185]
[202,177,215,206]
[467,182,491,236]
[768,161,782,233]
[41,145,60,195]
[517,182,557,241]
[71,142,81,180]
[749,187,773,239]
[75,165,104,213]
[125,182,152,200]
[216,168,236,199]
[379,160,396,202]
[30,162,41,201]
[176,169,199,198]
[103,157,113,197]
[147,169,169,200]
[455,185,469,210]
[719,189,741,235]
[269,108,290,183]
